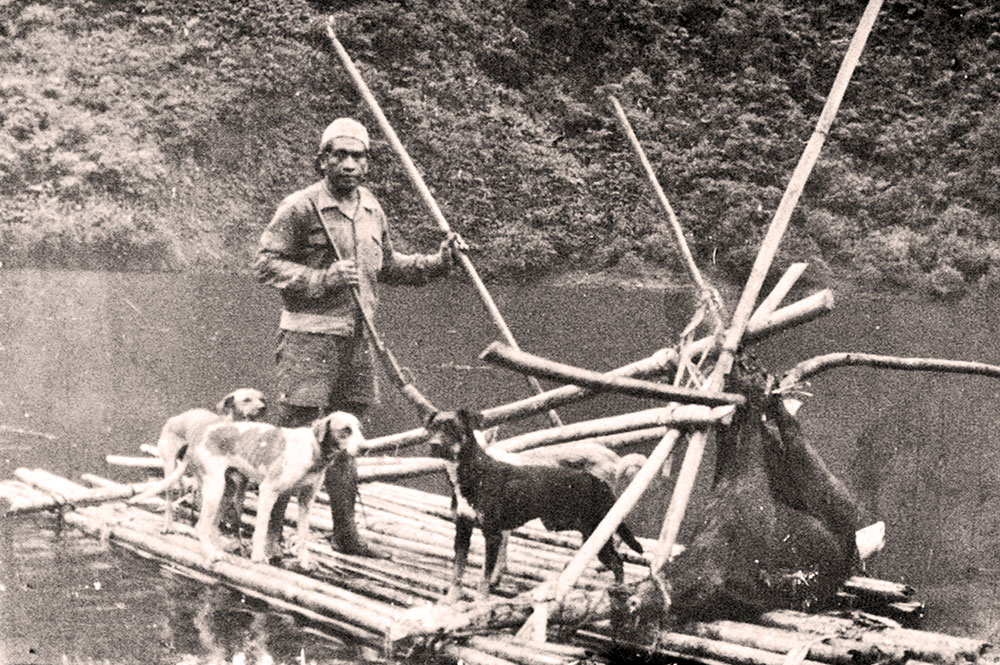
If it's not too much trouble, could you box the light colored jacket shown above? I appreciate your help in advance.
[254,181,446,335]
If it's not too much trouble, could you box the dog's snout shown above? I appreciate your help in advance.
[337,426,362,457]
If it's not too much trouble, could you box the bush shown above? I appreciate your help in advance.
[0,0,997,297]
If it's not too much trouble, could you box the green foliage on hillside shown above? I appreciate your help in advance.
[2,0,999,297]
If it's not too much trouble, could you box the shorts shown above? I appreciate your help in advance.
[275,329,378,411]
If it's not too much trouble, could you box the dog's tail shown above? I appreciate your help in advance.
[616,522,644,555]
[129,454,190,505]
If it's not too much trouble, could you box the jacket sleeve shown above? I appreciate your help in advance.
[376,206,448,285]
[253,199,328,299]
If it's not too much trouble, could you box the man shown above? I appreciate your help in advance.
[254,117,462,556]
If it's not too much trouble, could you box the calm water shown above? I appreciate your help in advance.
[2,269,1000,663]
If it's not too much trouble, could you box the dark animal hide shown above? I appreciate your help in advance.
[611,357,862,640]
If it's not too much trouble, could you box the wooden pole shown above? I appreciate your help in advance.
[779,352,1000,392]
[517,0,883,639]
[358,458,444,482]
[748,262,808,329]
[608,95,714,300]
[325,18,562,428]
[758,610,990,662]
[359,289,833,455]
[105,454,161,469]
[479,342,746,407]
[653,0,884,571]
[492,404,732,453]
[499,425,668,454]
[389,587,612,645]
[2,476,166,516]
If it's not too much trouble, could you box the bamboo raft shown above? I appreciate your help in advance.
[8,2,1000,663]
[2,464,996,665]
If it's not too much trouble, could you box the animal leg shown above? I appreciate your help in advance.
[591,527,626,584]
[159,443,180,533]
[293,482,321,570]
[194,469,227,562]
[265,492,291,562]
[481,529,505,598]
[489,531,510,587]
[446,516,474,603]
[220,469,247,538]
[162,475,176,534]
[252,485,280,564]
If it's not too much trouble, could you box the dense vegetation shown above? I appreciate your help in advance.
[2,0,998,297]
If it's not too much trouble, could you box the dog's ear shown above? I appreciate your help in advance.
[312,415,332,446]
[216,393,235,415]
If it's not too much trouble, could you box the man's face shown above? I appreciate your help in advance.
[321,136,368,195]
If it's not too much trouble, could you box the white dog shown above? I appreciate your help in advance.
[136,412,364,569]
[154,388,267,532]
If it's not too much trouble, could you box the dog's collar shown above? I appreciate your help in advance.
[311,438,343,472]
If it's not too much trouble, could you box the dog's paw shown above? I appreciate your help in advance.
[296,551,316,572]
[442,586,464,605]
[475,581,496,601]
[201,544,224,565]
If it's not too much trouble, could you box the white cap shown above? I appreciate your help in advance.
[320,118,369,151]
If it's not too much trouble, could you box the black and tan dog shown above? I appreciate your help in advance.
[135,411,363,569]
[425,409,644,602]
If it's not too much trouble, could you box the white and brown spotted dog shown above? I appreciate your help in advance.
[135,411,363,569]
[199,412,362,568]
[154,388,268,532]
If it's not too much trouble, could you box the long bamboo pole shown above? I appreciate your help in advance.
[608,95,712,298]
[105,454,161,469]
[652,0,884,571]
[325,19,561,428]
[360,289,833,455]
[759,610,990,662]
[492,404,732,453]
[479,341,746,406]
